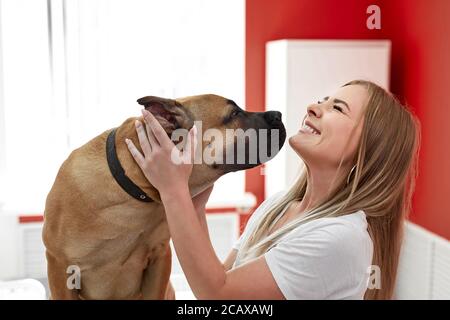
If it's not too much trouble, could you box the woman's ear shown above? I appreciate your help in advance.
[137,96,187,135]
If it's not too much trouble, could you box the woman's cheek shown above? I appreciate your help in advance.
[329,128,358,162]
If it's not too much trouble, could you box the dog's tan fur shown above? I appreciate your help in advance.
[43,94,285,299]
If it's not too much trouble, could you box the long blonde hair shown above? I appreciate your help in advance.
[236,80,421,300]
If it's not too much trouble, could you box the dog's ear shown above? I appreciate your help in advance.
[137,96,191,135]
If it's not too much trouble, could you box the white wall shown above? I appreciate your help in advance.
[265,40,391,196]
[395,222,450,299]
[0,0,245,213]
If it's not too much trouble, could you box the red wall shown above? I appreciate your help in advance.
[245,0,450,240]
[383,0,450,240]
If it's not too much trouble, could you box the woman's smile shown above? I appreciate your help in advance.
[298,120,321,135]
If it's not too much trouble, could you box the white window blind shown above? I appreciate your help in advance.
[0,0,245,212]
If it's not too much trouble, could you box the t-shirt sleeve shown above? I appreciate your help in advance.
[232,191,286,251]
[264,221,370,300]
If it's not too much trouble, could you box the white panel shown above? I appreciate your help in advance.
[0,0,6,206]
[395,222,434,299]
[431,236,450,299]
[206,214,240,261]
[265,40,391,197]
[0,213,20,280]
[206,192,256,211]
[21,223,47,278]
[19,224,47,279]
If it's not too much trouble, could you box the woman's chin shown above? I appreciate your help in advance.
[289,135,316,161]
[288,134,307,151]
[289,136,305,155]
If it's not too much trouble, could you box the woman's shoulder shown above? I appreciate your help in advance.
[303,210,368,231]
[247,191,286,222]
[247,193,371,247]
[259,191,286,211]
[286,210,372,247]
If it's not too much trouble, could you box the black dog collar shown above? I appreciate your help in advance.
[106,128,153,203]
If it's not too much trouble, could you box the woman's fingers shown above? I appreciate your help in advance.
[140,109,159,147]
[125,138,145,168]
[141,109,172,148]
[135,120,152,156]
[145,120,159,148]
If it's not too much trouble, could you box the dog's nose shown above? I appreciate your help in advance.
[264,111,282,124]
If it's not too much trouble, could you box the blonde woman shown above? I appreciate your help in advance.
[126,80,420,300]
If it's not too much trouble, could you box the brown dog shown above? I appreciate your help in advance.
[42,94,286,299]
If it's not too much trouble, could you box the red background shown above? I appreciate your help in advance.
[245,0,450,240]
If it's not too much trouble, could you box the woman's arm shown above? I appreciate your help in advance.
[191,186,214,244]
[160,187,226,298]
[161,187,284,299]
[196,208,211,243]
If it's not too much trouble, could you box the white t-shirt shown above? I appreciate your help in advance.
[232,191,374,300]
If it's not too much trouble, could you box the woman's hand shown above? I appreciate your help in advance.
[125,109,197,197]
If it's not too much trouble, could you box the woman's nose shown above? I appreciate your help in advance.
[307,104,322,118]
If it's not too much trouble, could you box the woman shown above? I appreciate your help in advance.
[125,80,420,300]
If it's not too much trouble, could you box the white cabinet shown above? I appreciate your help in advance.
[265,40,391,197]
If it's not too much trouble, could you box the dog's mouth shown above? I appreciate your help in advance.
[215,121,286,173]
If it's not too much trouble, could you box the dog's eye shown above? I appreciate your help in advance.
[230,109,240,118]
[224,108,242,124]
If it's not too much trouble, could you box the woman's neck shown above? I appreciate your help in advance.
[300,164,349,211]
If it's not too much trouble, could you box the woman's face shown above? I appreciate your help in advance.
[289,84,368,168]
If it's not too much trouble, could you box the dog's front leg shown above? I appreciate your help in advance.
[141,243,172,300]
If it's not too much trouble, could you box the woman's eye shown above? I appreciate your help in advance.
[334,105,343,112]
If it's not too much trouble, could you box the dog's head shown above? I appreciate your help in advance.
[137,94,286,193]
